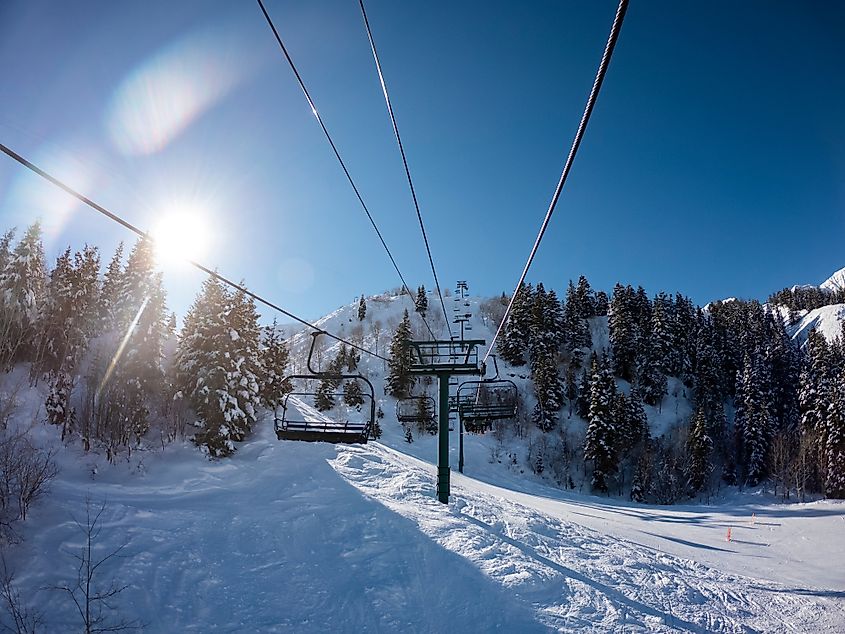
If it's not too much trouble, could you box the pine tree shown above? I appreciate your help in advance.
[574,275,596,318]
[386,309,413,398]
[608,284,638,381]
[637,335,668,407]
[575,360,593,419]
[584,354,618,492]
[740,352,775,486]
[562,281,591,367]
[651,292,675,375]
[0,222,47,366]
[497,283,532,366]
[686,406,713,496]
[99,242,124,330]
[258,319,292,412]
[825,367,845,498]
[415,285,428,316]
[357,294,367,321]
[531,355,563,432]
[0,228,15,273]
[343,379,365,408]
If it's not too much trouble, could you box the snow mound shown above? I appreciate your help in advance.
[821,266,845,292]
[790,303,845,344]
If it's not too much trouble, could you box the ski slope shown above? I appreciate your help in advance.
[10,404,845,632]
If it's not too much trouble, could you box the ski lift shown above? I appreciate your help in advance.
[456,356,517,433]
[275,332,375,444]
[396,395,436,424]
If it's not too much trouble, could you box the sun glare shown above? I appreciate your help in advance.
[151,209,210,268]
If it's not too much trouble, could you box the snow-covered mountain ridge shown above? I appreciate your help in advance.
[821,266,845,292]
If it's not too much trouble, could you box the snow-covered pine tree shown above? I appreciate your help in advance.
[651,292,675,375]
[574,275,596,318]
[109,238,168,444]
[531,354,563,432]
[740,351,775,486]
[497,283,532,366]
[0,222,47,367]
[258,319,292,414]
[825,366,845,498]
[99,242,124,331]
[357,294,367,321]
[584,354,618,492]
[415,285,428,316]
[223,288,262,440]
[386,309,413,398]
[33,247,75,376]
[685,406,713,496]
[575,359,593,419]
[594,290,609,317]
[637,334,668,408]
[562,280,591,367]
[342,379,365,409]
[0,228,15,273]
[626,386,649,446]
[608,284,638,381]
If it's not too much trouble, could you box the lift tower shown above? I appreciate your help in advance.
[407,339,485,503]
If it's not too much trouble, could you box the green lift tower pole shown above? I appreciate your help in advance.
[437,372,451,503]
[407,339,485,504]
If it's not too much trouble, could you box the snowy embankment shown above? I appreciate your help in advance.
[10,406,845,632]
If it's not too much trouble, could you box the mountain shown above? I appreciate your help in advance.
[821,266,845,292]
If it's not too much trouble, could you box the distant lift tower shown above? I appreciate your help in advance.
[407,338,485,503]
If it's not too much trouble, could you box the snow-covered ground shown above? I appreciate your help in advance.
[7,405,844,633]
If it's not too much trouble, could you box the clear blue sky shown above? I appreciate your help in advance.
[0,0,843,323]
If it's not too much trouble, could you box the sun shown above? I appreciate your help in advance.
[151,208,210,268]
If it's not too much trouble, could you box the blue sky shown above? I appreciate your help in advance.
[0,0,843,323]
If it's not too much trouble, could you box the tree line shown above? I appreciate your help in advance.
[0,223,292,459]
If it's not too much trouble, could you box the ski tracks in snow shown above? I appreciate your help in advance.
[331,443,843,633]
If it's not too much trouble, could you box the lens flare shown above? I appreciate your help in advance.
[106,26,261,156]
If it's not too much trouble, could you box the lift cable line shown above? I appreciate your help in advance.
[0,142,389,363]
[483,0,629,364]
[357,0,453,339]
[255,0,436,341]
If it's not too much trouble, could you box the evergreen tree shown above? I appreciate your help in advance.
[584,354,618,492]
[386,309,413,398]
[562,281,591,367]
[594,290,609,317]
[608,284,638,381]
[739,352,775,486]
[574,275,596,318]
[259,319,292,413]
[415,285,428,316]
[575,360,593,419]
[497,283,532,366]
[825,367,845,498]
[357,294,367,321]
[564,364,578,416]
[0,222,47,366]
[686,406,713,496]
[531,355,563,432]
[651,292,675,375]
[637,335,668,407]
[99,242,124,331]
[0,228,15,273]
[343,379,365,408]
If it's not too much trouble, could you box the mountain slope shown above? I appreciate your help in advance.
[821,267,845,292]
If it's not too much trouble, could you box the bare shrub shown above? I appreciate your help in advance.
[0,551,41,633]
[0,431,58,539]
[51,499,141,633]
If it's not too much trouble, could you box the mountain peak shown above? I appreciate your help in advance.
[821,267,845,292]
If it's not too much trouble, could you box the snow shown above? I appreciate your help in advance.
[821,267,845,293]
[789,304,845,345]
[10,410,845,633]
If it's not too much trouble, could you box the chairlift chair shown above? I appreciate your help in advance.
[456,356,517,433]
[274,332,376,444]
[396,395,436,424]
